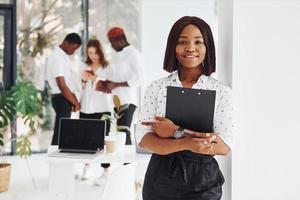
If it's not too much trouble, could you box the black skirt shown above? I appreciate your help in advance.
[142,151,225,200]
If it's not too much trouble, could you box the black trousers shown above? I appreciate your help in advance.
[79,112,111,169]
[143,151,225,200]
[51,94,72,145]
[115,104,136,145]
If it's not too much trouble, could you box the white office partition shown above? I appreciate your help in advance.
[216,1,233,200]
[232,1,300,199]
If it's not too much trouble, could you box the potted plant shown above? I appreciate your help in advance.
[101,95,130,152]
[0,81,39,192]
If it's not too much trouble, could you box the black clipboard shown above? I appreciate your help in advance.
[165,86,216,133]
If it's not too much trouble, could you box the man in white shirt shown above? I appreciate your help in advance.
[46,33,81,145]
[96,27,144,145]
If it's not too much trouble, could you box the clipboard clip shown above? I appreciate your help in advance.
[180,90,201,95]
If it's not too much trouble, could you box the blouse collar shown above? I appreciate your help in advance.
[170,71,208,87]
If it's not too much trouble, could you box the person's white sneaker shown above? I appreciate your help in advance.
[93,172,109,186]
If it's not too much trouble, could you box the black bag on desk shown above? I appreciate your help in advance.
[165,86,216,132]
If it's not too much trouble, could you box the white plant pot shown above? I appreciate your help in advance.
[110,132,126,153]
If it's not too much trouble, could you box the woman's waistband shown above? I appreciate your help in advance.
[153,150,214,163]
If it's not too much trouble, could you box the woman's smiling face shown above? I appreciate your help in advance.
[175,24,206,69]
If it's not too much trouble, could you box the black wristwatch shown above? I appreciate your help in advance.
[173,126,185,139]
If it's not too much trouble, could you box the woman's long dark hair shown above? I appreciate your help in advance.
[85,39,109,67]
[163,16,215,76]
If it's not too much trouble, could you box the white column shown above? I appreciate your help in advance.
[232,1,300,199]
[216,1,233,200]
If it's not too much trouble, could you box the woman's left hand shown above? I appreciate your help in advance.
[142,116,178,138]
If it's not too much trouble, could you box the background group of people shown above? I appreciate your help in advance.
[46,27,145,185]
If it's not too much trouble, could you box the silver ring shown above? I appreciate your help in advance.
[203,141,208,145]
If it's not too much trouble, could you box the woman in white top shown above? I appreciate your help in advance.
[80,39,112,118]
[137,16,233,199]
[79,39,112,183]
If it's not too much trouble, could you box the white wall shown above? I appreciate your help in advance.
[141,0,214,84]
[216,1,233,200]
[232,1,300,199]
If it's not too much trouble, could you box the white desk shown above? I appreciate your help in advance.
[47,146,150,200]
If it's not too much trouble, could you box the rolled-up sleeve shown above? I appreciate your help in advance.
[214,85,234,149]
[136,82,158,146]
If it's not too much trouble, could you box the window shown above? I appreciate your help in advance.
[0,3,15,91]
[0,0,16,154]
[16,0,84,152]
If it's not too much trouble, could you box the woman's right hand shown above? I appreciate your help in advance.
[81,71,90,80]
[82,71,97,82]
[183,134,217,155]
[72,102,80,112]
[88,74,97,81]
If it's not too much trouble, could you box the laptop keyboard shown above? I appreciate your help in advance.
[60,150,95,154]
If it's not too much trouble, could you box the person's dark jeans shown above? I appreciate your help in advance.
[79,111,111,169]
[51,94,72,145]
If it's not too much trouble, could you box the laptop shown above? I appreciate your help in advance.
[48,118,106,159]
[133,124,152,154]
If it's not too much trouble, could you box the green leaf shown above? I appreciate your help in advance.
[117,125,130,132]
[114,113,120,120]
[17,136,32,158]
[0,81,39,153]
[119,104,129,113]
[118,113,124,120]
[100,114,113,122]
[0,133,3,146]
[12,81,39,116]
[2,106,15,121]
[113,95,121,110]
[0,90,16,129]
[0,114,8,128]
[24,115,31,124]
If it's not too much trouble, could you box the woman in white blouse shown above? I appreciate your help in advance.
[79,39,112,184]
[137,16,233,199]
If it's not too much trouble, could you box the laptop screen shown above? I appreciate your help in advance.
[58,118,106,151]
